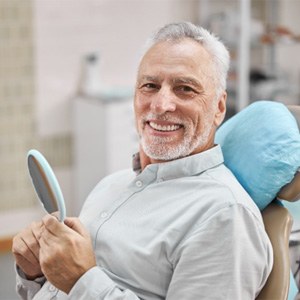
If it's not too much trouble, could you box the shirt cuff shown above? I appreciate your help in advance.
[15,264,46,299]
[68,266,116,299]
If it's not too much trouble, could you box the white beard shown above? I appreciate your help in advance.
[139,113,213,161]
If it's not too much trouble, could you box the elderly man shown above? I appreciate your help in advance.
[13,22,273,300]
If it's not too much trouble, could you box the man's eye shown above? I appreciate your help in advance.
[175,86,197,95]
[140,83,159,92]
[144,83,157,89]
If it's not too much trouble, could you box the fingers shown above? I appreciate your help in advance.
[42,214,65,237]
[64,217,89,237]
[51,211,61,221]
[31,221,44,240]
[13,234,39,265]
[40,216,87,248]
[12,221,44,279]
[12,222,42,262]
[21,236,40,262]
[42,215,89,239]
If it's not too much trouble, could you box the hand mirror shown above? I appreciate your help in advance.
[27,149,66,221]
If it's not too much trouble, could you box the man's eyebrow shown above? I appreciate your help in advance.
[138,75,161,82]
[173,77,203,89]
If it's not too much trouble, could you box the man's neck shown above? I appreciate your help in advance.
[139,147,153,171]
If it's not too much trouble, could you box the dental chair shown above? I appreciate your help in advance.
[216,102,300,300]
[258,105,300,300]
[257,172,299,299]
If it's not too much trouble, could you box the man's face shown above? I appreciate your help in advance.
[134,38,226,162]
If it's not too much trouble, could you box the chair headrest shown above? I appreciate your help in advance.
[216,101,300,210]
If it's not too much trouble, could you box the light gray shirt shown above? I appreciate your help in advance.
[16,145,273,299]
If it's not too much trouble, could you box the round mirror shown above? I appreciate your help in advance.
[27,149,66,222]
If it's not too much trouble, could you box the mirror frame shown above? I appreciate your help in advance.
[27,149,66,221]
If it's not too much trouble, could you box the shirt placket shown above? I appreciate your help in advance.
[91,168,157,249]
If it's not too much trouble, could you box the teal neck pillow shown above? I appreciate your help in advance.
[216,101,300,210]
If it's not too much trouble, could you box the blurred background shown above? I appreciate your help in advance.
[0,0,300,299]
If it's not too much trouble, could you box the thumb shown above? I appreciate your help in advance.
[63,217,89,237]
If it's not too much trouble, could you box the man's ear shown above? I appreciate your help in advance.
[214,91,227,127]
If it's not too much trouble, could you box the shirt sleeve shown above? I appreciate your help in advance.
[15,265,46,300]
[166,204,273,300]
[68,266,141,299]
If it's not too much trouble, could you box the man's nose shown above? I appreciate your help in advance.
[150,87,176,114]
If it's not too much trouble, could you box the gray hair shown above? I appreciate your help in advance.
[144,22,230,98]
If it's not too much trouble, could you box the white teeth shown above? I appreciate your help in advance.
[149,121,180,132]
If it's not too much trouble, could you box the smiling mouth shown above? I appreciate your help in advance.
[148,121,182,132]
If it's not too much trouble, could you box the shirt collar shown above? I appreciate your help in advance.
[132,145,224,181]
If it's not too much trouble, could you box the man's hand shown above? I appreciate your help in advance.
[12,221,44,280]
[39,215,96,294]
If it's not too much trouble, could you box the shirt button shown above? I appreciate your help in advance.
[49,285,57,292]
[136,180,143,187]
[100,211,108,218]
